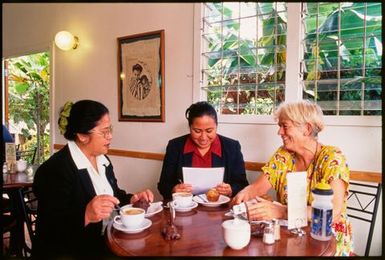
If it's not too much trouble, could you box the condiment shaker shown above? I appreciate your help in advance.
[263,222,275,245]
[273,219,280,240]
[3,162,8,174]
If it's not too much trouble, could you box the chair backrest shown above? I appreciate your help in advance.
[18,187,38,255]
[346,181,382,256]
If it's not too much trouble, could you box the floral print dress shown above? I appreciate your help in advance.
[262,145,354,256]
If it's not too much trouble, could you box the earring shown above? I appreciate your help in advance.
[79,137,88,145]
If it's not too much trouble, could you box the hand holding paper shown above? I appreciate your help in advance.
[215,182,232,197]
[172,180,192,194]
[182,167,224,195]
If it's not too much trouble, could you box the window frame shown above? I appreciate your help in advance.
[193,2,381,127]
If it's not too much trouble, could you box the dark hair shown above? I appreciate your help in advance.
[140,75,148,83]
[59,100,109,141]
[185,101,218,126]
[132,64,143,73]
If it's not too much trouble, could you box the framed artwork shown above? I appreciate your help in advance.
[117,30,165,122]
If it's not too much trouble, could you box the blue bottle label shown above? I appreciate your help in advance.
[311,208,333,237]
[325,209,333,236]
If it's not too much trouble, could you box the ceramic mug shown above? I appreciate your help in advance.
[172,192,193,208]
[222,219,251,250]
[114,206,145,229]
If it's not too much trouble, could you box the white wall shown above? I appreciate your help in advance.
[3,3,382,256]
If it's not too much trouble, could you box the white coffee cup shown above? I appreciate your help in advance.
[222,219,251,250]
[16,159,28,172]
[172,192,193,208]
[113,206,145,229]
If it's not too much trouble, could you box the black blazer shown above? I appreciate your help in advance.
[32,145,132,256]
[157,134,249,199]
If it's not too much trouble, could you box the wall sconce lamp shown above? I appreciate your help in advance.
[54,31,79,51]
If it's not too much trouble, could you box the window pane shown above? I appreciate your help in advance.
[302,2,382,116]
[202,2,287,115]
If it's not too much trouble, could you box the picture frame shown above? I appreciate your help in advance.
[117,30,165,122]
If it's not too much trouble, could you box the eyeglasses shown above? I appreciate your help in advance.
[90,125,113,138]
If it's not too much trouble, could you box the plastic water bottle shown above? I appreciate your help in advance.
[310,180,333,241]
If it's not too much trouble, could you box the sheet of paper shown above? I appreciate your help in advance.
[287,171,308,230]
[182,167,224,195]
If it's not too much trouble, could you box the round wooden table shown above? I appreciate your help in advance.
[3,170,35,256]
[3,171,34,188]
[105,203,336,256]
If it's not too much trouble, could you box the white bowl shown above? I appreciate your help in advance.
[222,219,251,250]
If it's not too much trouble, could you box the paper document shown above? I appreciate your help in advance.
[287,171,308,230]
[182,167,224,195]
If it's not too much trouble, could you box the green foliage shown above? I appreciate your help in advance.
[241,97,274,115]
[205,2,287,115]
[205,2,382,116]
[303,2,382,115]
[7,52,50,164]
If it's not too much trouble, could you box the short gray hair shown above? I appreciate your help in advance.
[274,100,324,137]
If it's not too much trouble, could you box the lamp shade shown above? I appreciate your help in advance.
[55,31,79,51]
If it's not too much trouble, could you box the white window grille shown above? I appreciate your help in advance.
[302,2,382,115]
[199,2,382,118]
[201,2,287,115]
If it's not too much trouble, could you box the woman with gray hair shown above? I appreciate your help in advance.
[232,100,353,256]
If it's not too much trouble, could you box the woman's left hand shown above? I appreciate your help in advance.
[130,189,154,204]
[246,196,287,221]
[215,182,232,197]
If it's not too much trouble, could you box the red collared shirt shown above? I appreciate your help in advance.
[183,135,222,167]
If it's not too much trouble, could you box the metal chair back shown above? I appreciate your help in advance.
[347,181,381,256]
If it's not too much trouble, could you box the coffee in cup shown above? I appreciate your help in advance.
[172,192,193,208]
[114,206,145,229]
[222,219,251,250]
[123,208,144,215]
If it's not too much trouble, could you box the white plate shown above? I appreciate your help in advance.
[193,194,230,207]
[174,201,198,212]
[125,201,163,217]
[113,218,152,234]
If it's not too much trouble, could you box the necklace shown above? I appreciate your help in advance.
[303,140,318,158]
[307,142,321,202]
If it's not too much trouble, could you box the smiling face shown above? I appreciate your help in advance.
[78,113,112,157]
[277,118,308,153]
[189,115,217,150]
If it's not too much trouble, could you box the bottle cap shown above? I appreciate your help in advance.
[312,180,333,195]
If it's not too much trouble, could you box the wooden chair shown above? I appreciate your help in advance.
[346,181,382,256]
[18,187,38,256]
[2,196,17,257]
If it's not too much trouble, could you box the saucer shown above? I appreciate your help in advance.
[193,194,230,207]
[125,201,163,217]
[174,201,198,212]
[113,218,152,234]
